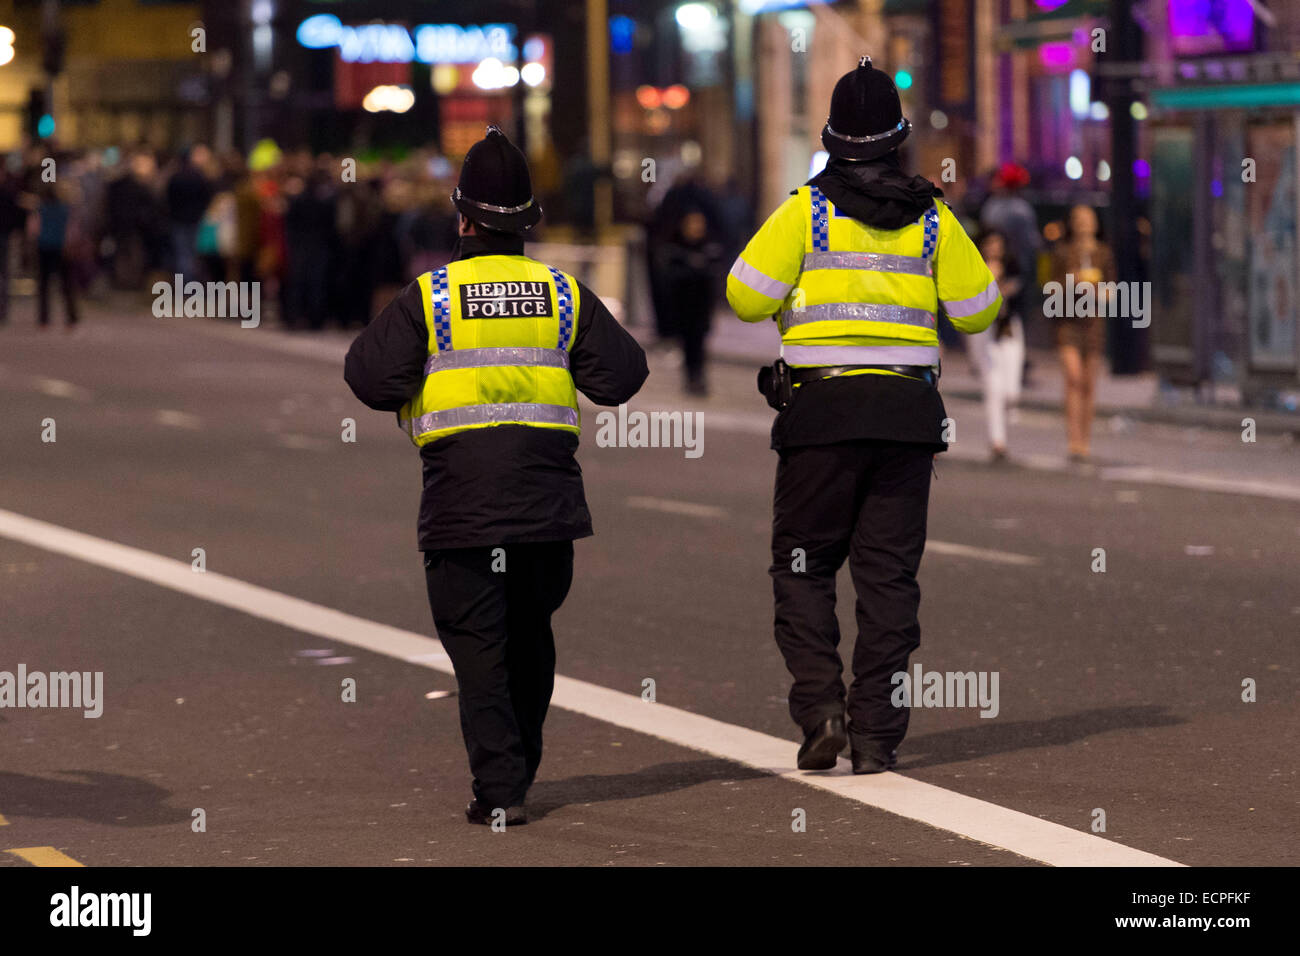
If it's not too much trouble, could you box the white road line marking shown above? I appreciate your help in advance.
[276,433,331,451]
[626,495,728,519]
[0,507,1179,866]
[927,540,1041,566]
[34,378,93,401]
[1098,465,1300,502]
[946,446,1300,502]
[155,409,202,430]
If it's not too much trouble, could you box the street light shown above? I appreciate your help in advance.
[0,27,15,67]
[675,3,717,31]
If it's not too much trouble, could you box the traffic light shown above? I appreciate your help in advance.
[27,88,47,139]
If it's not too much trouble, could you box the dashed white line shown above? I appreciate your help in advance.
[0,507,1179,866]
[1098,465,1300,502]
[155,409,203,430]
[34,378,93,401]
[626,495,728,519]
[926,540,1041,566]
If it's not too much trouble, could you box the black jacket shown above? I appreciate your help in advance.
[344,233,649,549]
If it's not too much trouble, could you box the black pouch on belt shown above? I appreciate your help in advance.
[757,358,792,410]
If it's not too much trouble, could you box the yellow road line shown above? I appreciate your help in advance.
[0,813,9,826]
[5,846,85,867]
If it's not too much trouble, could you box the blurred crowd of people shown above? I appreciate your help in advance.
[0,142,471,331]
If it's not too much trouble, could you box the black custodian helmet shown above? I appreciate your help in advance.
[822,56,912,162]
[451,126,543,234]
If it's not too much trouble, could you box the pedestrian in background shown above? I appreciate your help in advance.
[284,160,337,330]
[0,165,24,325]
[106,150,166,288]
[32,181,79,328]
[980,162,1040,316]
[165,145,214,280]
[1050,204,1114,462]
[969,230,1025,462]
[660,205,725,395]
[980,162,1041,383]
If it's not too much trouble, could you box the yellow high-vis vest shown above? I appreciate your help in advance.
[399,256,582,446]
[727,186,1001,378]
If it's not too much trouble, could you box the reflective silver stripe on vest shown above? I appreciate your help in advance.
[941,278,1001,318]
[782,344,940,367]
[729,257,793,300]
[424,347,570,376]
[403,403,578,437]
[801,251,931,277]
[781,302,936,329]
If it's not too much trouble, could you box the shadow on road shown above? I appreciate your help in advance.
[0,770,191,827]
[528,758,769,819]
[899,705,1186,770]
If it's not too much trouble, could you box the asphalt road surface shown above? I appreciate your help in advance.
[1,297,1296,867]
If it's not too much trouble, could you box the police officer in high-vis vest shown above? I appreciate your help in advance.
[727,59,1000,774]
[345,127,648,825]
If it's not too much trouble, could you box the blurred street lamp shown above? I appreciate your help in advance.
[661,84,690,109]
[1069,69,1090,118]
[675,3,717,31]
[0,27,15,67]
[472,57,520,90]
[432,64,460,94]
[676,2,725,56]
[520,62,546,87]
[362,85,415,113]
[636,85,662,109]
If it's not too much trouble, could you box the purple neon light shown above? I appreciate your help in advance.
[1168,0,1255,56]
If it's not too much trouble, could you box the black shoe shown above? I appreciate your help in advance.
[796,714,847,770]
[850,747,898,774]
[465,800,528,826]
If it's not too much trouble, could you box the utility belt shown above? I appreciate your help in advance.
[758,360,938,411]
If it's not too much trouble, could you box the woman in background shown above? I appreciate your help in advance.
[1050,204,1115,462]
[969,230,1024,462]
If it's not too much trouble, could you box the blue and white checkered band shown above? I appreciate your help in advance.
[430,268,452,351]
[548,267,575,350]
[921,206,939,261]
[809,187,829,252]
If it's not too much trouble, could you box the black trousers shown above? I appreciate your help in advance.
[770,440,932,753]
[423,541,574,809]
[37,248,78,326]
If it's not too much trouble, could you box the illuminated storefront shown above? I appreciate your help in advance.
[1147,0,1300,401]
[289,10,553,157]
